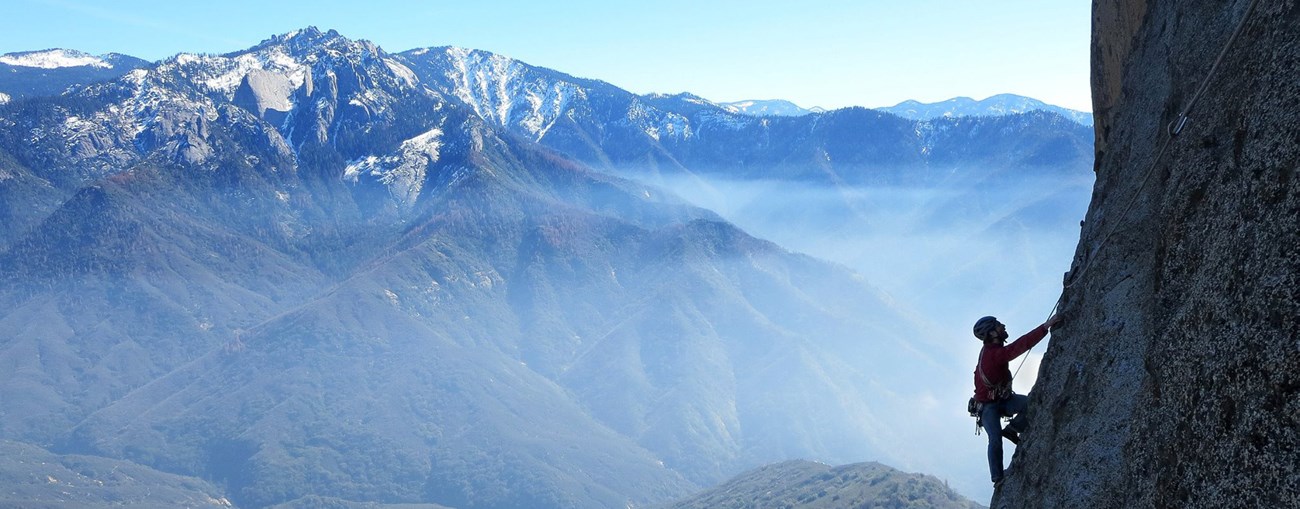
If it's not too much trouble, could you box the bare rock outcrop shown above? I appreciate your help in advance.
[233,68,297,126]
[995,1,1300,507]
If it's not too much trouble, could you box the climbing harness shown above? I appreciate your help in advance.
[971,344,1016,435]
[1009,0,1261,381]
[977,345,1013,401]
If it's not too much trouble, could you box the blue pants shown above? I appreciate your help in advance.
[981,394,1029,483]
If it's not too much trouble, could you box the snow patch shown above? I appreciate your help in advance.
[173,53,201,66]
[124,68,149,83]
[344,128,443,206]
[684,96,715,107]
[201,49,307,96]
[0,49,111,69]
[626,99,693,140]
[720,99,815,117]
[443,47,580,141]
[348,88,393,116]
[63,115,97,133]
[168,48,306,99]
[719,100,759,114]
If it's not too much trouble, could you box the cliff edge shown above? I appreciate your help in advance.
[994,1,1300,507]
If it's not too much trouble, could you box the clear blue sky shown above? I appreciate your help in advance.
[2,0,1092,111]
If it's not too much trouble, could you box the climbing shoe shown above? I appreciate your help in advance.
[1001,426,1021,445]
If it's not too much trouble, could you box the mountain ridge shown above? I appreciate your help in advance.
[662,460,984,509]
[0,36,1089,130]
[879,93,1092,126]
[0,26,1095,507]
[0,49,150,102]
[0,27,938,508]
[718,99,825,117]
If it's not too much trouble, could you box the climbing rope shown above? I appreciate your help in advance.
[1011,0,1261,380]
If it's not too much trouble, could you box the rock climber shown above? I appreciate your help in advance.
[972,313,1063,487]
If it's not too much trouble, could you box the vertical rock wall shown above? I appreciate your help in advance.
[996,1,1300,507]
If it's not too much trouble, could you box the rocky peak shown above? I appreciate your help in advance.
[249,27,386,67]
[258,26,335,48]
[161,27,403,102]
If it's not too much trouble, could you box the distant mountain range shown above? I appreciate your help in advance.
[878,94,1093,126]
[0,49,151,103]
[0,47,1090,130]
[717,99,826,117]
[398,45,1090,185]
[0,27,1091,508]
[713,95,1089,127]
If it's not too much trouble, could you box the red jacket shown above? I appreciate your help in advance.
[973,324,1049,402]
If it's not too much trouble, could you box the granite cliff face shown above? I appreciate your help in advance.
[995,1,1300,507]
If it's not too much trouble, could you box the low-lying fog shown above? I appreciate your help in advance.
[630,167,1095,502]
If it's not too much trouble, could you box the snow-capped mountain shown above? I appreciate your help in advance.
[0,27,1094,508]
[0,27,941,508]
[879,93,1093,126]
[396,46,1091,188]
[13,27,452,206]
[719,99,825,117]
[402,46,709,149]
[0,49,150,101]
[0,49,116,69]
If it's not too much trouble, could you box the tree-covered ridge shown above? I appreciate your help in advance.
[664,460,983,509]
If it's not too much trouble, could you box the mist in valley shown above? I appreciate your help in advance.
[621,165,1095,501]
[0,21,1098,506]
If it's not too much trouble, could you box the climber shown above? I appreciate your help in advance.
[972,313,1062,487]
